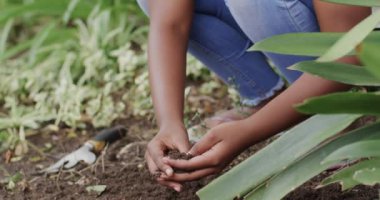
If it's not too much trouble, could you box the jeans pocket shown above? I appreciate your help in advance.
[281,0,319,32]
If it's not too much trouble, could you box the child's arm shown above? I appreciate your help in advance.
[161,1,371,183]
[144,0,194,191]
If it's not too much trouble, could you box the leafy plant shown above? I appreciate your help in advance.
[0,0,222,153]
[198,1,380,199]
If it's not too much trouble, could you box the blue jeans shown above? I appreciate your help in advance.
[137,0,319,106]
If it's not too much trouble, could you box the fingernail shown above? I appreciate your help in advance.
[162,157,169,164]
[174,186,181,192]
[166,168,173,176]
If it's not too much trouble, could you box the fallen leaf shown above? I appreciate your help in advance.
[86,185,107,196]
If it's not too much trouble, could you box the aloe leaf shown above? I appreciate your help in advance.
[322,140,380,164]
[320,158,380,190]
[251,32,380,57]
[323,0,380,7]
[290,61,380,86]
[296,92,380,115]
[358,42,380,80]
[253,122,380,200]
[197,114,359,200]
[318,11,380,62]
[353,166,380,186]
[250,32,344,56]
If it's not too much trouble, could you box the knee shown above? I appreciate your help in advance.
[136,0,150,16]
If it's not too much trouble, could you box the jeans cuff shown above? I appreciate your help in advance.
[240,78,285,107]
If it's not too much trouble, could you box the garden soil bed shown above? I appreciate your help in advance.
[1,117,379,200]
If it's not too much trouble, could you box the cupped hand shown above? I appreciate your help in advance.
[161,120,253,182]
[145,124,191,192]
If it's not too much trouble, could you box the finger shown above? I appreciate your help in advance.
[175,139,191,153]
[161,168,218,182]
[157,179,183,192]
[163,150,216,171]
[148,142,174,176]
[145,153,159,174]
[188,131,220,156]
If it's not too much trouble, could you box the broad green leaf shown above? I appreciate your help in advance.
[296,92,380,115]
[354,167,380,186]
[323,0,380,7]
[290,61,380,86]
[323,140,380,164]
[358,42,380,79]
[254,122,380,200]
[251,32,344,56]
[318,11,380,62]
[250,32,380,57]
[320,158,380,190]
[197,114,359,200]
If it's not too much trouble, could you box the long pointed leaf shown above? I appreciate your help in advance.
[320,158,380,190]
[318,11,380,62]
[296,92,380,115]
[353,167,380,185]
[197,114,359,200]
[323,140,380,164]
[251,32,380,57]
[358,42,380,79]
[254,122,380,200]
[323,0,380,7]
[290,61,380,86]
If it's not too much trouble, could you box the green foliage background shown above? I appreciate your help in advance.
[0,0,229,153]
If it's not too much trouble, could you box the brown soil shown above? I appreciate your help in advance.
[1,115,379,199]
[167,149,193,161]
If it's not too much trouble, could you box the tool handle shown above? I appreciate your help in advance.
[92,125,127,144]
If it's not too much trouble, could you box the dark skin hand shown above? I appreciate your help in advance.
[144,0,194,192]
[145,0,371,191]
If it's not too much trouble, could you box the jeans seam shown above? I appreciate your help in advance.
[280,0,303,32]
[189,39,266,96]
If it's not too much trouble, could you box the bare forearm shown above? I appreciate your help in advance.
[147,0,193,128]
[241,73,349,145]
[149,28,188,127]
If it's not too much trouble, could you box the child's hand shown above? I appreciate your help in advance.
[161,120,253,182]
[145,124,191,191]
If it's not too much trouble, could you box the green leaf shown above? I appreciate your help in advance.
[85,185,107,196]
[322,140,380,164]
[249,122,380,200]
[250,32,380,57]
[358,42,380,80]
[318,11,380,62]
[28,23,56,65]
[0,0,95,24]
[290,61,380,86]
[250,32,345,56]
[0,19,13,55]
[197,114,359,200]
[320,158,380,190]
[354,167,380,186]
[323,0,380,7]
[296,92,380,115]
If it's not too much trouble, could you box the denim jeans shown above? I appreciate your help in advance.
[137,0,319,106]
